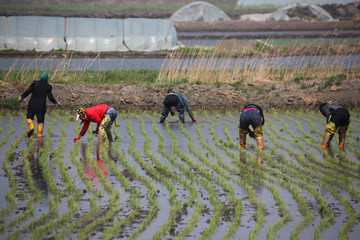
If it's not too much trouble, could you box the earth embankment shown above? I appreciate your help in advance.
[2,78,359,112]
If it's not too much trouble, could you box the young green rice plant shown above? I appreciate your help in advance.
[77,191,120,240]
[178,122,234,239]
[119,114,161,239]
[30,196,78,240]
[206,122,270,238]
[0,119,23,217]
[0,115,15,148]
[264,117,355,238]
[36,119,58,194]
[162,120,206,238]
[222,115,316,238]
[332,189,359,240]
[296,112,360,174]
[56,196,100,240]
[4,137,40,230]
[51,111,80,196]
[146,113,207,238]
[288,113,360,179]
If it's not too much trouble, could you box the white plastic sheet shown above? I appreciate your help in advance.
[170,1,231,22]
[268,3,335,21]
[0,16,177,52]
[2,16,66,51]
[124,18,177,51]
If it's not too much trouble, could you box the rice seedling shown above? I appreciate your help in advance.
[1,110,360,239]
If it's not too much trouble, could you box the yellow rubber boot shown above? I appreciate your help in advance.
[37,123,44,137]
[27,118,34,137]
[338,134,346,151]
[256,138,264,150]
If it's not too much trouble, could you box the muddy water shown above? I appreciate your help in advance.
[0,110,360,239]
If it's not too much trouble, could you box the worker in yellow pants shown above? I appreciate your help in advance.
[238,104,265,151]
[319,103,350,151]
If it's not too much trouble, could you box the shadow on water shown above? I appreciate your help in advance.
[80,142,108,188]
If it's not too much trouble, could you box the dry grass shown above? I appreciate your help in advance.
[156,46,360,84]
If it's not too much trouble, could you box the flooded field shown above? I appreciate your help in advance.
[0,110,360,240]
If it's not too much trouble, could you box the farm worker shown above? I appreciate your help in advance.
[319,103,350,151]
[160,90,197,123]
[74,104,117,142]
[238,104,265,150]
[18,72,59,138]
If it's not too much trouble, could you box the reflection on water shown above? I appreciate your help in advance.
[28,137,48,195]
[239,150,263,164]
[80,143,108,188]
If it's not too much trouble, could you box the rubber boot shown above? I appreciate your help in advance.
[37,123,44,137]
[321,134,332,149]
[106,130,113,142]
[240,135,246,149]
[27,118,34,137]
[256,138,264,151]
[338,134,346,151]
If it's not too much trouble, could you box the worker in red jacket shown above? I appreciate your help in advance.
[74,104,117,142]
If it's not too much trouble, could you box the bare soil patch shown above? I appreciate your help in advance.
[2,79,359,112]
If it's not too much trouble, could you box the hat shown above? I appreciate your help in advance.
[76,108,86,121]
[40,72,49,82]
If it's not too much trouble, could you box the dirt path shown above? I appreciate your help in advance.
[2,78,359,112]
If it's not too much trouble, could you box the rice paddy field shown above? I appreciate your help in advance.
[1,109,360,240]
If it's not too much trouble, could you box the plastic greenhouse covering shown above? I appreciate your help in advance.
[170,1,231,22]
[0,16,178,52]
[268,3,335,21]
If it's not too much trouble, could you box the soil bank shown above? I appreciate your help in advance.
[2,78,359,112]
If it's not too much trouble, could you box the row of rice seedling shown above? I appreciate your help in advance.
[177,120,239,239]
[223,111,358,239]
[207,117,295,239]
[135,114,182,239]
[153,113,204,239]
[0,115,23,219]
[1,110,359,239]
[124,114,160,236]
[263,113,359,239]
[145,113,204,239]
[30,112,83,239]
[201,112,270,239]
[261,118,334,239]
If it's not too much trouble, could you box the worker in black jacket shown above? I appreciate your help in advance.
[319,103,350,151]
[18,72,59,137]
[238,104,265,150]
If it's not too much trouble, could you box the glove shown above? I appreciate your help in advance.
[74,136,81,142]
[192,118,197,123]
[170,109,175,116]
[18,96,22,102]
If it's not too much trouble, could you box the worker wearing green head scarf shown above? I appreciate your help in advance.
[19,72,60,137]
